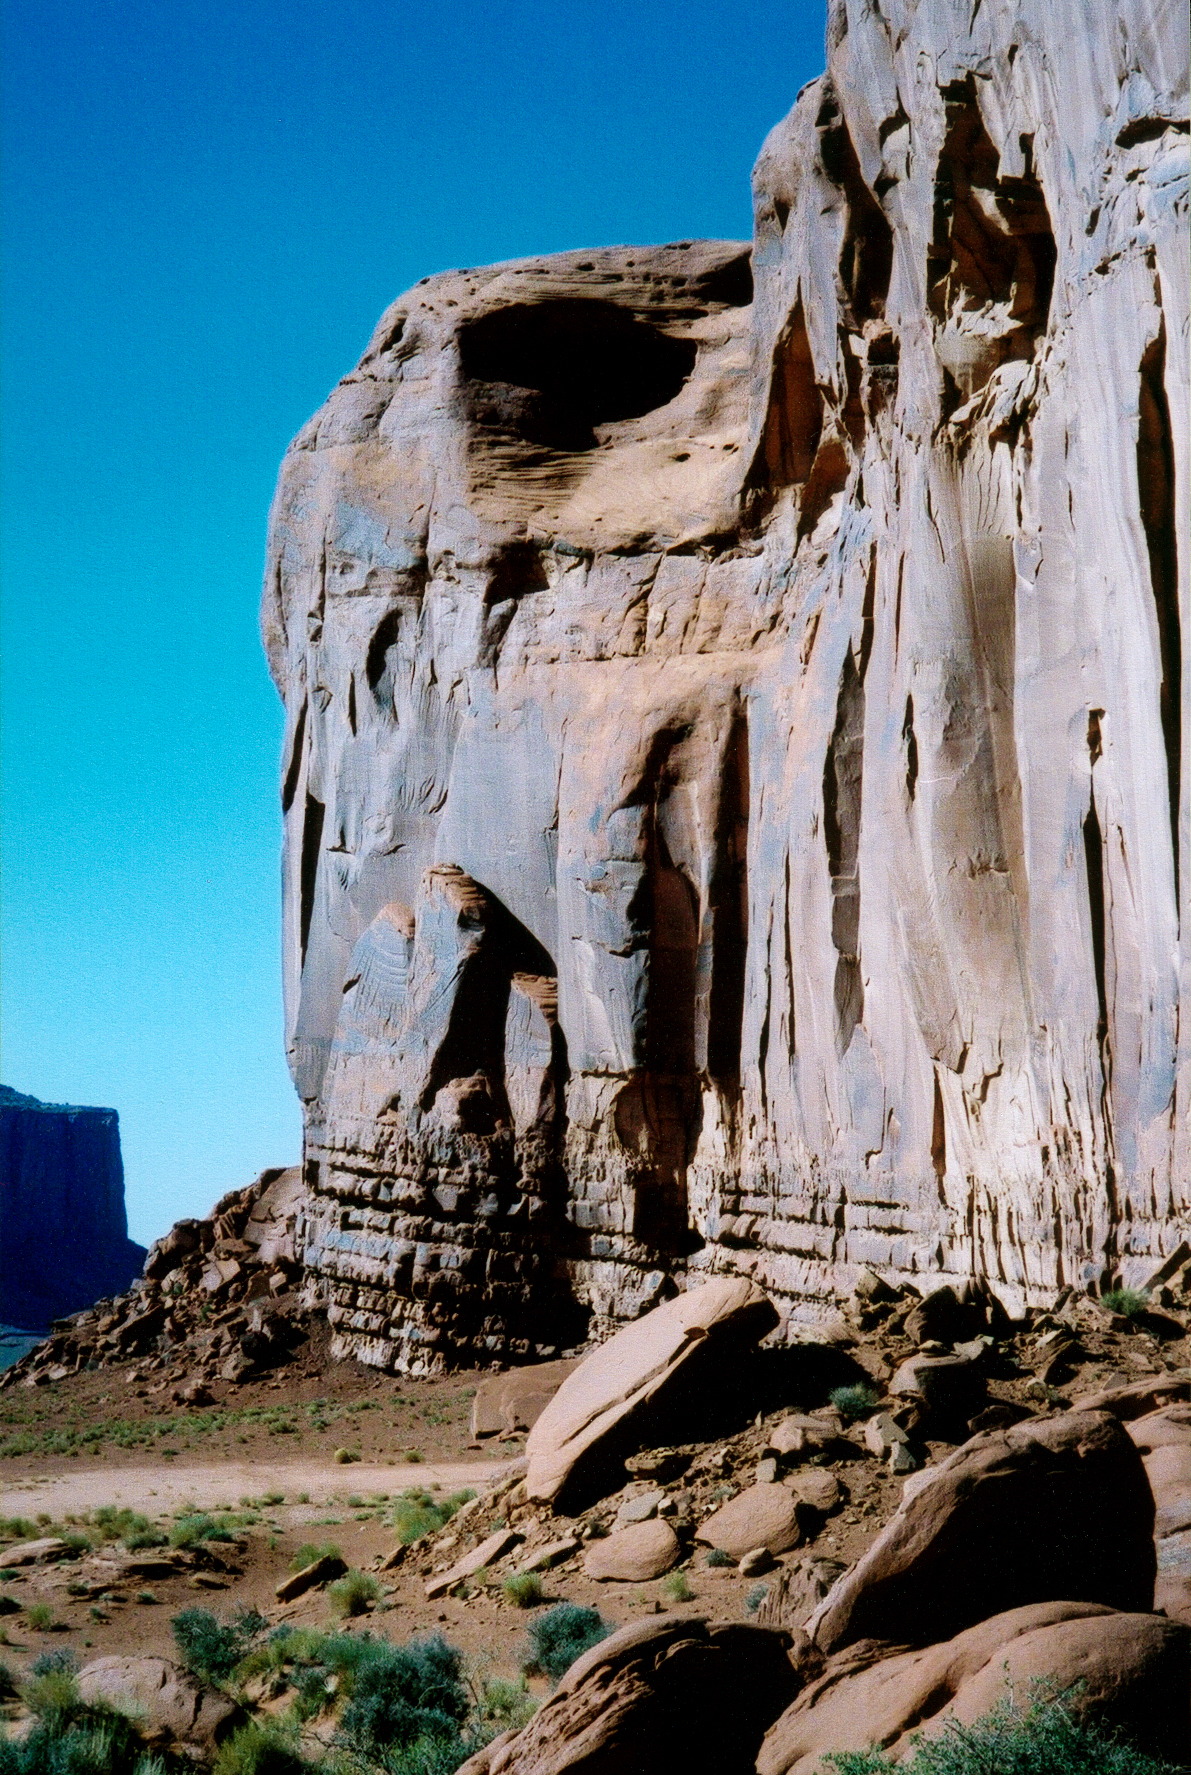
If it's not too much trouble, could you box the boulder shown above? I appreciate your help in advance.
[525,1279,777,1507]
[425,1528,522,1598]
[76,1656,241,1750]
[697,1482,803,1560]
[756,1559,848,1634]
[1075,1376,1190,1419]
[275,1553,347,1601]
[457,1618,797,1775]
[584,1520,680,1582]
[786,1470,843,1516]
[1128,1403,1191,1624]
[758,1602,1191,1774]
[889,1352,986,1425]
[770,1413,847,1459]
[2,1538,68,1566]
[805,1410,1155,1654]
[470,1360,578,1439]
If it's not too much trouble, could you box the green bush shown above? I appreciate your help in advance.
[171,1608,266,1684]
[390,1490,474,1546]
[25,1604,56,1633]
[829,1384,881,1422]
[523,1604,612,1684]
[662,1571,693,1603]
[820,1684,1185,1774]
[500,1572,542,1609]
[338,1634,469,1759]
[328,1570,380,1618]
[477,1677,535,1737]
[169,1514,235,1550]
[705,1548,735,1568]
[212,1721,317,1775]
[91,1508,165,1551]
[1100,1287,1149,1319]
[288,1542,341,1573]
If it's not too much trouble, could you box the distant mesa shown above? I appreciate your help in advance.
[0,1084,146,1335]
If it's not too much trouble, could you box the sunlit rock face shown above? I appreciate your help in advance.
[264,0,1189,1371]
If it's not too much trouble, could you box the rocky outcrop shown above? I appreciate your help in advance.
[264,0,1189,1368]
[1,1165,309,1390]
[0,1085,145,1329]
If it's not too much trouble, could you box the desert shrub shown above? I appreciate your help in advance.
[168,1514,235,1550]
[705,1547,735,1568]
[662,1571,693,1603]
[523,1604,612,1684]
[337,1634,469,1759]
[477,1677,535,1738]
[91,1508,164,1551]
[171,1608,266,1684]
[820,1683,1184,1774]
[390,1490,474,1546]
[1100,1287,1149,1319]
[829,1383,881,1422]
[25,1604,56,1632]
[288,1542,341,1574]
[0,1518,40,1543]
[500,1573,543,1610]
[29,1651,79,1679]
[328,1570,380,1618]
[212,1721,316,1775]
[745,1584,769,1614]
[0,1596,20,1616]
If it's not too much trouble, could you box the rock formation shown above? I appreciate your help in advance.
[263,0,1189,1369]
[0,1085,145,1330]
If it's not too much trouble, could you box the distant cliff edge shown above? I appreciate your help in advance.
[0,1085,146,1331]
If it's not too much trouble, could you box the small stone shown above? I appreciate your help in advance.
[616,1488,666,1527]
[756,1457,780,1484]
[738,1547,775,1577]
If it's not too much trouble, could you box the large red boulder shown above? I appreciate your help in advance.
[758,1602,1190,1774]
[805,1409,1155,1653]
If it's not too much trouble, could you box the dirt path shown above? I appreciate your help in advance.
[1,1454,518,1519]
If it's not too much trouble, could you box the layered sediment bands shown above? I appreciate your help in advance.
[264,0,1189,1368]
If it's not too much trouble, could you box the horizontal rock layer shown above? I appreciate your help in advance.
[263,0,1190,1367]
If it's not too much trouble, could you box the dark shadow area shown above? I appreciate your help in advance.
[460,300,698,452]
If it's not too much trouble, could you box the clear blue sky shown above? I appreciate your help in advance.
[1,0,827,1249]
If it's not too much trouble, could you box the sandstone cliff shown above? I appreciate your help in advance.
[263,0,1189,1370]
[0,1086,146,1330]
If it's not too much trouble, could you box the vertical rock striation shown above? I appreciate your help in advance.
[0,1086,146,1330]
[263,0,1189,1368]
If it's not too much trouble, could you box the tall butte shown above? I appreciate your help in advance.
[262,0,1189,1372]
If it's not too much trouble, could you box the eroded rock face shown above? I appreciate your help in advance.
[264,0,1189,1368]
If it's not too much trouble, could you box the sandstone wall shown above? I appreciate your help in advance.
[263,0,1189,1369]
[0,1086,146,1330]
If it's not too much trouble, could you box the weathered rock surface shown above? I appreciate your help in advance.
[0,1085,145,1329]
[758,1602,1191,1774]
[583,1518,680,1582]
[696,1481,804,1560]
[75,1656,241,1750]
[457,1618,797,1775]
[524,1277,777,1507]
[470,1358,577,1439]
[805,1409,1155,1652]
[265,0,1189,1367]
